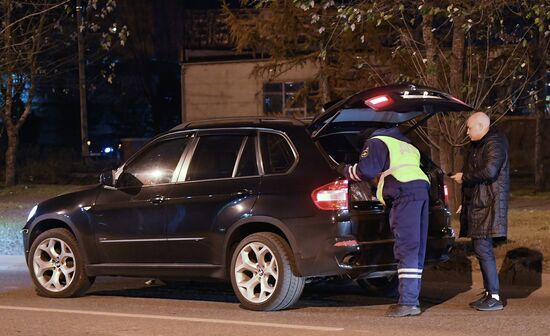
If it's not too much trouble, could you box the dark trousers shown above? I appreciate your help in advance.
[389,188,429,306]
[472,238,500,294]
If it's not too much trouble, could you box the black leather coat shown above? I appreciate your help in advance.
[459,127,509,239]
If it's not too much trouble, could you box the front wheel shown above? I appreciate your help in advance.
[230,232,305,311]
[28,228,95,298]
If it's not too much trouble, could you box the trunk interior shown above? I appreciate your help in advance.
[316,130,452,243]
[316,131,447,205]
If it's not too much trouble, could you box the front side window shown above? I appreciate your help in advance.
[260,132,296,174]
[117,137,189,187]
[186,135,245,181]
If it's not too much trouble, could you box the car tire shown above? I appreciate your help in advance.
[230,232,305,311]
[356,274,399,298]
[28,228,95,298]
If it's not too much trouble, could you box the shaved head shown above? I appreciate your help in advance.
[466,112,490,141]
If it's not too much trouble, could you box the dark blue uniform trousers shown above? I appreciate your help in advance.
[389,187,429,306]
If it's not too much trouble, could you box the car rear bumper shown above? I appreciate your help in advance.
[296,234,455,279]
[334,235,455,278]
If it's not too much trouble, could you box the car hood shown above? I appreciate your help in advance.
[309,83,473,138]
[31,185,101,221]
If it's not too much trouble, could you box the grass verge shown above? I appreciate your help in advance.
[0,185,86,255]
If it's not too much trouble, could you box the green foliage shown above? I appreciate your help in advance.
[0,1,127,85]
[223,0,397,105]
[228,1,548,133]
[225,0,549,202]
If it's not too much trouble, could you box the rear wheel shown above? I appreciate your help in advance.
[28,228,95,298]
[230,232,305,311]
[356,274,399,297]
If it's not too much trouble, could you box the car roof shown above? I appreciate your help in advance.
[169,117,308,132]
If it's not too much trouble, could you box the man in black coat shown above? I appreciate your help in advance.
[451,111,509,311]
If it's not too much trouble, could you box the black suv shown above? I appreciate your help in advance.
[23,84,471,311]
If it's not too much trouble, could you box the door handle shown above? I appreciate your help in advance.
[232,189,252,197]
[149,195,167,204]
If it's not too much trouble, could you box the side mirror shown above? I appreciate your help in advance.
[99,170,115,187]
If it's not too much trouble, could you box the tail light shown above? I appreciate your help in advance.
[443,183,449,205]
[365,95,393,109]
[334,239,358,247]
[311,179,348,210]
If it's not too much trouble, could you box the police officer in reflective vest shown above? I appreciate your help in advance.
[338,126,430,317]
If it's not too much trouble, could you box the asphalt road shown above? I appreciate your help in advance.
[1,255,549,336]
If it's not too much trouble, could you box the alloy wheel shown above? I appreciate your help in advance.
[233,242,278,304]
[32,237,76,292]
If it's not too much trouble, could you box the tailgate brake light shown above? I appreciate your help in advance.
[365,95,392,109]
[311,179,348,211]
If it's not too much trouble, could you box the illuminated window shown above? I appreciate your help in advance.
[118,137,189,187]
[263,81,317,118]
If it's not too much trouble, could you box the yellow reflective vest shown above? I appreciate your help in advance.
[371,135,429,205]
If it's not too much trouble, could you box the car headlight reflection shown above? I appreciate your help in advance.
[27,204,38,222]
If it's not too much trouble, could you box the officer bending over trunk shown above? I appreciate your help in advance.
[338,126,430,317]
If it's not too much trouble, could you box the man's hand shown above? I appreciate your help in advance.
[450,172,463,184]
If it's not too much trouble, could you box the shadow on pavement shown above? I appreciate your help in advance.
[421,242,543,310]
[499,247,543,305]
[89,277,394,309]
[90,279,241,303]
[87,245,543,310]
[296,279,395,308]
[421,240,473,309]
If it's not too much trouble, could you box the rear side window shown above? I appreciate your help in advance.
[186,135,245,181]
[235,137,259,177]
[260,132,295,174]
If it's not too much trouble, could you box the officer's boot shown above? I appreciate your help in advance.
[385,304,421,317]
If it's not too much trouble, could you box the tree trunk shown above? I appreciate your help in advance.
[534,112,545,192]
[419,4,463,210]
[0,3,41,186]
[76,0,89,158]
[421,3,441,167]
[318,40,331,104]
[4,126,19,186]
[421,5,437,87]
[437,140,463,212]
[450,15,465,98]
[444,14,466,212]
[319,69,331,104]
[533,24,547,192]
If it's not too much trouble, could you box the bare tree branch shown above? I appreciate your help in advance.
[0,0,70,36]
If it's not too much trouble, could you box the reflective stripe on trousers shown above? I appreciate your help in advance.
[390,191,429,306]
